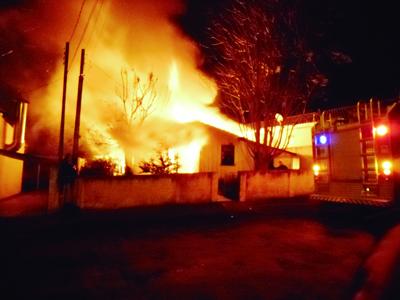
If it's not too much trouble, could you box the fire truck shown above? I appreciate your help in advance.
[311,99,400,206]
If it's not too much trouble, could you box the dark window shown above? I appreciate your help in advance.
[221,144,235,166]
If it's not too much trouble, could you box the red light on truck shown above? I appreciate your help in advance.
[381,160,392,176]
[374,125,389,137]
[313,164,320,176]
[383,169,392,176]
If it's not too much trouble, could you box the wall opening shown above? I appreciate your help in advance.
[221,144,235,166]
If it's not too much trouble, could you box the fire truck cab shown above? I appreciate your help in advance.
[311,99,400,206]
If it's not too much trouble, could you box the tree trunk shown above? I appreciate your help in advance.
[124,150,134,174]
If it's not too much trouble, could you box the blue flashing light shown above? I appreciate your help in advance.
[319,134,327,145]
[315,133,329,145]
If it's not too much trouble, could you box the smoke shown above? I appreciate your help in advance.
[0,1,76,94]
[1,0,90,154]
[1,0,218,164]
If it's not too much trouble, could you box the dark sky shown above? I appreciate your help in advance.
[180,0,400,109]
[1,0,399,111]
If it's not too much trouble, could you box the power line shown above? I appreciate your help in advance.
[26,76,63,94]
[25,56,112,96]
[85,0,106,52]
[26,0,103,95]
[70,0,101,67]
[86,58,122,88]
[69,0,87,42]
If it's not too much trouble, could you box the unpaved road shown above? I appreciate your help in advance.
[2,201,395,300]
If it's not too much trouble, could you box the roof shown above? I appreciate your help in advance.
[197,121,300,157]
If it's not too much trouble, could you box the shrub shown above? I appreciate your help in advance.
[79,159,116,177]
[139,150,180,175]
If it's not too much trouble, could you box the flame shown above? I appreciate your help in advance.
[94,148,126,176]
[25,1,258,174]
[168,138,207,173]
[169,61,179,92]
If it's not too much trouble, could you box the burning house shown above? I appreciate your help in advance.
[0,1,315,175]
[1,1,317,207]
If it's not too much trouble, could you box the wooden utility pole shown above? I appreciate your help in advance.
[72,49,85,164]
[58,42,69,162]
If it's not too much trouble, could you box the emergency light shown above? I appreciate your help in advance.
[374,124,389,137]
[315,134,328,145]
[382,160,392,176]
[313,164,320,176]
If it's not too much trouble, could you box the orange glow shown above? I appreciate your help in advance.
[168,61,179,92]
[26,1,305,174]
[28,1,222,174]
[168,138,207,173]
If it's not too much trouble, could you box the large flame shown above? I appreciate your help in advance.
[8,0,296,174]
[3,0,297,174]
[25,0,226,173]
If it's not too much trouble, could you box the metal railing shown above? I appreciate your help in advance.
[316,99,387,130]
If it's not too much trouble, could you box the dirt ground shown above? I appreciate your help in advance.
[0,205,382,300]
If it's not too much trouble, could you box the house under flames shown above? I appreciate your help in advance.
[198,121,315,175]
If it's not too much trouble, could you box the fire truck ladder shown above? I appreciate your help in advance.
[357,100,380,185]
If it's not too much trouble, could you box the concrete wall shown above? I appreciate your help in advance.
[0,114,23,199]
[0,155,23,199]
[239,170,314,201]
[199,126,253,176]
[47,166,60,212]
[76,172,218,209]
[286,122,315,170]
[199,122,316,176]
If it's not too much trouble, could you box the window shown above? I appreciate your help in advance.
[221,144,235,166]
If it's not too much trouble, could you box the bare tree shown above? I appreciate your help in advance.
[115,69,158,171]
[118,69,157,128]
[207,0,327,170]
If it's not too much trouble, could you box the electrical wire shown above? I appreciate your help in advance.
[26,0,89,94]
[86,58,122,89]
[69,0,87,42]
[27,0,105,95]
[26,77,63,94]
[70,0,101,67]
[85,0,106,52]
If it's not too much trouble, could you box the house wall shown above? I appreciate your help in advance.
[286,122,315,169]
[199,122,316,176]
[47,166,60,212]
[0,112,5,148]
[239,170,314,201]
[199,127,253,176]
[0,113,23,199]
[0,155,23,199]
[75,172,218,209]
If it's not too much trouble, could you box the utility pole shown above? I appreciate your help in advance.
[72,49,85,165]
[58,42,69,162]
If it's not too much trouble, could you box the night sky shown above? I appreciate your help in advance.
[1,0,400,112]
[180,0,400,109]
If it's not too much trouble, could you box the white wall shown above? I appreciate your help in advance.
[286,122,315,169]
[0,155,23,199]
[0,114,23,199]
[200,122,316,175]
[239,170,314,201]
[75,172,218,209]
[199,126,253,176]
[0,113,4,149]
